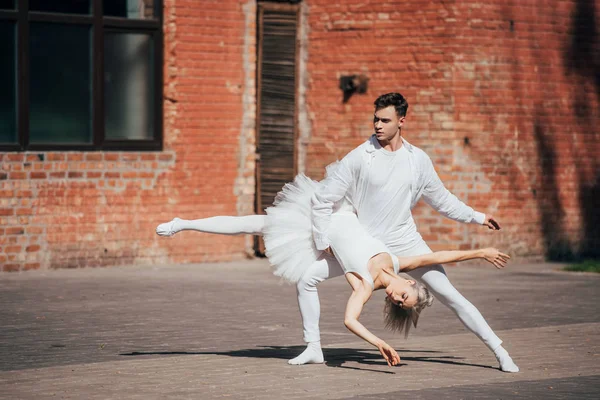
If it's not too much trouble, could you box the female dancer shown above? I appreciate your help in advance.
[156,174,510,366]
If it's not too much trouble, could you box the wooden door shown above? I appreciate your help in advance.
[255,2,299,254]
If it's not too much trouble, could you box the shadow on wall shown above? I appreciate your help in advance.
[564,0,600,260]
[533,118,574,260]
[531,0,599,261]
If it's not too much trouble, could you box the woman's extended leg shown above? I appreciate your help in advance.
[290,254,345,365]
[156,215,267,237]
[401,241,519,372]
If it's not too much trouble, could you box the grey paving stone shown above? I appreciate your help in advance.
[0,260,599,399]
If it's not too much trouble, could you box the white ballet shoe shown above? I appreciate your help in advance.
[288,342,324,365]
[156,218,181,237]
[495,346,519,373]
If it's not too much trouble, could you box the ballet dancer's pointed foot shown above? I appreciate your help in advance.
[494,346,520,373]
[156,218,182,237]
[288,342,324,365]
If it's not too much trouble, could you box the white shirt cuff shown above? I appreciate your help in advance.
[472,211,486,225]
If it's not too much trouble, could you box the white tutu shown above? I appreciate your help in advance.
[263,173,322,283]
[263,164,398,286]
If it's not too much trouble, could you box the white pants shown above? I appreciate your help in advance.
[296,239,502,350]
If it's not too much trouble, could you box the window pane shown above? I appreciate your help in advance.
[104,0,155,19]
[29,23,92,144]
[29,0,90,14]
[0,0,15,10]
[0,22,16,143]
[104,33,154,140]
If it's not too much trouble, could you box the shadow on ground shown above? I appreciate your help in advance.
[121,345,496,373]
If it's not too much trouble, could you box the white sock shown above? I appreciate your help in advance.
[288,341,324,365]
[156,218,182,236]
[156,216,266,237]
[494,345,519,372]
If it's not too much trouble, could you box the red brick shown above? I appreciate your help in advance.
[85,153,103,161]
[122,154,138,161]
[4,246,21,253]
[30,172,47,179]
[26,226,43,235]
[140,154,157,161]
[68,172,84,179]
[67,154,84,161]
[87,171,102,179]
[6,154,24,162]
[122,172,137,179]
[6,227,24,235]
[24,263,40,270]
[9,172,26,180]
[46,153,65,161]
[3,264,20,272]
[26,245,40,252]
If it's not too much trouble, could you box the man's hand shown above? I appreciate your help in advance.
[483,215,501,230]
[323,247,334,256]
[377,342,401,366]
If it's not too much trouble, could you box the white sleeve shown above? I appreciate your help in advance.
[420,154,485,225]
[311,156,355,250]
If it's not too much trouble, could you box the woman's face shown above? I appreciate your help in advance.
[385,279,418,309]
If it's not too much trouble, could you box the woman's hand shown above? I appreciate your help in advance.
[377,342,401,366]
[482,248,510,269]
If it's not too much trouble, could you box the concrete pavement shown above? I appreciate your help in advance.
[1,259,599,399]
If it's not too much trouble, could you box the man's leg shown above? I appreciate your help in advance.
[156,215,266,236]
[289,254,345,365]
[401,241,519,372]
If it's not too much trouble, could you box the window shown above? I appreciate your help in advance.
[0,0,163,151]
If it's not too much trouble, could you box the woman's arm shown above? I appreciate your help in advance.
[343,274,400,366]
[397,248,510,272]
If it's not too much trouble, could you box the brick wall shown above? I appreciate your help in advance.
[303,0,600,259]
[1,0,598,271]
[0,0,257,271]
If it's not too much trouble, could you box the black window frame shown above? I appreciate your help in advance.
[0,0,163,152]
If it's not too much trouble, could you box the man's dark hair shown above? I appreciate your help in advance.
[374,93,409,117]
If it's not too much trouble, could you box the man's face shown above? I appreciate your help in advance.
[373,106,404,142]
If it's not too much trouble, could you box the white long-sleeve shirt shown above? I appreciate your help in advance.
[311,135,486,251]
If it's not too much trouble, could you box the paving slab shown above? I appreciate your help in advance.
[1,259,599,399]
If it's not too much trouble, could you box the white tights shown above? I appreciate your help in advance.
[157,216,516,370]
[156,215,266,236]
[296,241,502,350]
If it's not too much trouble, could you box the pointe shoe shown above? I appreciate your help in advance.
[156,218,181,237]
[287,344,324,365]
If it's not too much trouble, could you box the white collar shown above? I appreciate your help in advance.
[366,134,414,154]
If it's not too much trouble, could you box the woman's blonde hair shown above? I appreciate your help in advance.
[383,281,434,338]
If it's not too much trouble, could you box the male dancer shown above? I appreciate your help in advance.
[293,92,519,372]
